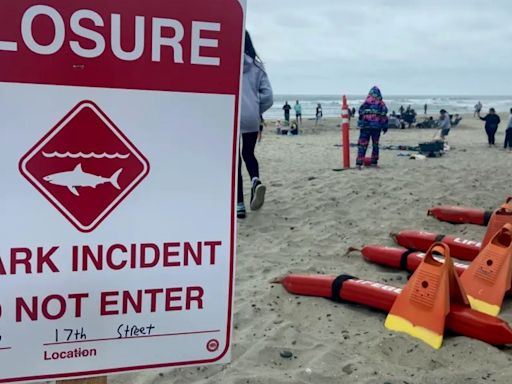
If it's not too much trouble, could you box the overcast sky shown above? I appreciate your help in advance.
[245,0,512,95]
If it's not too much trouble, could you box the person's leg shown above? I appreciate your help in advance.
[370,130,382,165]
[485,126,492,145]
[237,152,246,218]
[356,129,371,167]
[504,130,509,149]
[491,127,497,145]
[241,132,266,210]
[241,132,259,179]
[507,130,512,149]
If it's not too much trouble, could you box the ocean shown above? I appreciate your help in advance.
[265,95,512,120]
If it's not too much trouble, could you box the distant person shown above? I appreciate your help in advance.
[315,103,323,126]
[237,31,273,219]
[451,113,462,127]
[275,120,282,135]
[391,110,396,117]
[505,108,512,150]
[474,101,482,117]
[282,101,291,123]
[356,86,388,168]
[399,105,404,117]
[424,103,428,114]
[294,100,302,124]
[290,121,299,135]
[438,109,451,141]
[479,108,500,147]
[351,107,356,117]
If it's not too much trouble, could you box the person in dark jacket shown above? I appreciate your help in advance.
[282,102,291,123]
[237,31,273,219]
[479,108,501,146]
[356,86,388,168]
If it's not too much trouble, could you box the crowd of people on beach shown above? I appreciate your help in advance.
[238,31,512,217]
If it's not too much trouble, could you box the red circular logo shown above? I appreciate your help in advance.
[206,339,219,352]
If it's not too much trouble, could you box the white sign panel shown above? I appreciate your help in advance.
[0,0,245,382]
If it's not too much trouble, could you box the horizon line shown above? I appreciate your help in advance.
[273,93,512,97]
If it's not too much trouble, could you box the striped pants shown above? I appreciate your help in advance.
[356,128,381,165]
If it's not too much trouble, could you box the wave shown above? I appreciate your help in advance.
[42,152,130,159]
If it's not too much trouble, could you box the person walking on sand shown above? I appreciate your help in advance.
[504,108,512,151]
[438,109,451,142]
[237,31,273,219]
[474,101,482,117]
[356,86,388,169]
[479,108,501,147]
[315,103,323,126]
[294,100,302,124]
[282,101,291,123]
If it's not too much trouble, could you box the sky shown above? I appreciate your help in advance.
[245,0,512,95]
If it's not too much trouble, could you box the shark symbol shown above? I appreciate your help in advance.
[43,164,123,196]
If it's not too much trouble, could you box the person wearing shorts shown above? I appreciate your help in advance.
[438,109,451,140]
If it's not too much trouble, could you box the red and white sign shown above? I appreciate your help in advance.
[20,100,150,232]
[0,0,244,382]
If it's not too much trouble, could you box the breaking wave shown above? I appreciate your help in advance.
[42,152,130,159]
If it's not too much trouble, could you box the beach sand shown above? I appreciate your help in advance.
[57,113,512,383]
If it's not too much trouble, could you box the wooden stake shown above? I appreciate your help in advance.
[57,377,107,384]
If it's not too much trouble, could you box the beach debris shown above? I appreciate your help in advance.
[279,350,293,359]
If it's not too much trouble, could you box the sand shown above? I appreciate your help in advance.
[59,113,512,383]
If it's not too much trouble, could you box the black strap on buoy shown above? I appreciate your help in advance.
[331,274,356,302]
[399,249,416,271]
[434,233,446,242]
[483,211,493,226]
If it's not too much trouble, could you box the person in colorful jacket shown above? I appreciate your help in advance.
[356,86,389,168]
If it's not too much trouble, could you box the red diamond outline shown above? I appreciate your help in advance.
[19,100,150,233]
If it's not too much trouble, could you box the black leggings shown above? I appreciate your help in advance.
[237,132,259,204]
[486,126,498,145]
[505,129,512,149]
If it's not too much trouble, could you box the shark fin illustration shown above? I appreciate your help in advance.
[73,163,83,172]
[110,168,123,190]
[68,186,80,196]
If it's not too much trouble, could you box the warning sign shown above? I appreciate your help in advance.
[20,100,150,232]
[0,0,244,382]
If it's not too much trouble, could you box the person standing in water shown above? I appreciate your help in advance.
[478,107,501,147]
[238,31,273,219]
[356,86,388,168]
[424,103,428,115]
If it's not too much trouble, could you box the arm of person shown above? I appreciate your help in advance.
[479,115,486,121]
[259,71,274,114]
